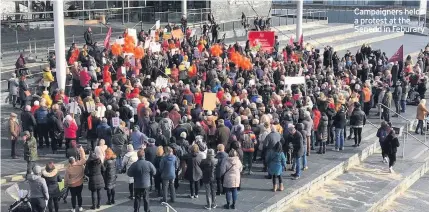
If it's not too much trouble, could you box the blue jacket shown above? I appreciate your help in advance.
[35,107,49,124]
[96,123,112,146]
[127,158,156,189]
[266,150,287,176]
[159,154,178,180]
[377,128,388,144]
[131,130,147,150]
[215,151,228,178]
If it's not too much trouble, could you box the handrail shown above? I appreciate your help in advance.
[366,120,379,129]
[161,202,177,212]
[404,131,429,149]
[377,103,411,123]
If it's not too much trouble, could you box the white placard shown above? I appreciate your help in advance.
[185,62,190,68]
[112,117,120,127]
[155,77,169,89]
[86,101,96,113]
[150,30,156,39]
[150,42,161,53]
[155,20,160,30]
[69,102,79,114]
[127,28,138,46]
[144,38,150,49]
[420,0,427,15]
[115,38,124,45]
[283,77,306,86]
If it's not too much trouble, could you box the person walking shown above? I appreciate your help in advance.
[241,125,256,175]
[350,102,366,147]
[8,73,19,108]
[42,162,62,212]
[23,131,38,175]
[153,146,165,197]
[127,149,157,212]
[317,113,329,154]
[333,106,347,151]
[8,113,21,159]
[376,121,391,163]
[122,144,138,199]
[383,130,400,173]
[104,148,117,205]
[85,152,105,209]
[201,149,218,210]
[220,149,243,209]
[26,165,49,212]
[415,99,429,135]
[266,142,287,192]
[64,146,86,212]
[185,144,203,199]
[392,81,402,117]
[215,144,228,195]
[159,146,179,203]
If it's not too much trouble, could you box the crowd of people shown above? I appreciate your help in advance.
[6,14,429,212]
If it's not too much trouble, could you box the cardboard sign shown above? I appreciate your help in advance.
[150,42,161,52]
[85,101,96,113]
[115,38,124,45]
[69,102,79,114]
[203,92,217,111]
[284,77,306,86]
[165,68,171,75]
[248,31,275,53]
[112,117,120,127]
[150,30,156,39]
[155,20,160,30]
[127,28,138,46]
[171,29,184,39]
[163,32,172,40]
[155,77,169,88]
[144,38,150,49]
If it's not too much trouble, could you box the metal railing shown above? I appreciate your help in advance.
[161,202,177,212]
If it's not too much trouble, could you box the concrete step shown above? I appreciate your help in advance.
[275,23,354,41]
[382,173,429,212]
[329,32,404,53]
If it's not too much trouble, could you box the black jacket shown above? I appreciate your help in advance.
[85,154,105,191]
[393,85,402,101]
[144,145,158,165]
[184,153,203,182]
[200,155,218,183]
[119,106,133,121]
[350,107,366,127]
[103,159,117,189]
[84,30,93,45]
[42,168,62,197]
[111,127,127,156]
[333,110,347,129]
[383,133,400,154]
[288,131,304,158]
[317,115,329,142]
[21,111,37,132]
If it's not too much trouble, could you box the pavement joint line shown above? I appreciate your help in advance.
[0,160,68,183]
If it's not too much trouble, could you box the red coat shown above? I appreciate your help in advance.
[312,109,321,131]
[64,120,78,139]
[195,92,203,106]
[79,71,91,87]
[103,66,112,85]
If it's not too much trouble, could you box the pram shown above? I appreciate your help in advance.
[6,183,32,212]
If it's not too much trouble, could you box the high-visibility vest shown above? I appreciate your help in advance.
[363,88,371,103]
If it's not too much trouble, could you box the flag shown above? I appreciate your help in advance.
[298,33,304,49]
[104,27,112,49]
[289,36,294,46]
[388,45,403,63]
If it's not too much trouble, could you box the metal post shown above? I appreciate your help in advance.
[29,39,32,53]
[296,0,303,41]
[34,40,37,53]
[181,0,187,19]
[16,30,18,44]
[53,0,66,90]
[122,0,125,24]
[402,129,405,158]
[73,35,75,43]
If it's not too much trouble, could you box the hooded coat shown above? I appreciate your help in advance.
[159,154,179,180]
[85,153,105,191]
[184,153,203,182]
[103,158,117,189]
[42,168,62,198]
[220,156,243,188]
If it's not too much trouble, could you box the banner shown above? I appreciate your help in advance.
[104,27,112,49]
[155,20,161,30]
[388,45,403,63]
[298,33,303,49]
[150,42,161,52]
[203,92,217,111]
[248,31,275,53]
[163,32,172,40]
[171,29,184,39]
[127,28,138,46]
[156,77,169,88]
[112,117,120,128]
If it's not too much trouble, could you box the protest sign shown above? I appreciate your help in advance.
[85,101,96,113]
[203,92,217,111]
[69,102,79,114]
[156,77,169,88]
[115,38,124,45]
[112,117,120,128]
[150,42,161,52]
[165,68,171,75]
[248,31,275,53]
[172,29,184,39]
[163,32,172,40]
[155,20,160,30]
[127,28,138,46]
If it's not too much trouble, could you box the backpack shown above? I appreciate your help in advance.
[242,132,256,152]
[160,119,172,135]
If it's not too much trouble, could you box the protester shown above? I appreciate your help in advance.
[220,149,243,209]
[266,142,287,192]
[23,131,38,175]
[26,165,49,212]
[42,162,62,212]
[201,149,218,209]
[377,121,391,163]
[122,144,139,199]
[159,146,179,203]
[383,130,400,173]
[185,144,203,199]
[415,99,429,135]
[64,146,86,212]
[8,113,21,159]
[85,152,105,209]
[153,146,165,197]
[350,102,367,147]
[104,148,117,205]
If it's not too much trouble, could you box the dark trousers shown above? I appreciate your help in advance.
[162,179,176,202]
[47,197,59,212]
[11,139,17,157]
[272,175,282,185]
[353,128,363,145]
[388,153,396,168]
[204,181,216,207]
[189,180,199,196]
[65,138,77,149]
[50,137,60,152]
[70,184,83,209]
[216,177,224,194]
[129,183,134,197]
[225,187,238,205]
[91,189,101,207]
[328,124,335,144]
[37,123,50,146]
[107,188,115,202]
[363,102,371,115]
[382,110,390,123]
[380,142,387,159]
[394,100,401,114]
[134,188,150,212]
[154,174,162,195]
[88,138,97,151]
[400,100,406,112]
[243,152,253,172]
[253,143,259,161]
[10,95,17,107]
[416,120,425,134]
[27,161,36,175]
[29,197,46,212]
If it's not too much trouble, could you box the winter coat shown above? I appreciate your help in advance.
[184,153,203,182]
[289,131,304,158]
[264,131,282,150]
[42,168,62,197]
[26,174,49,200]
[302,117,313,137]
[376,127,389,144]
[216,124,231,146]
[8,118,21,140]
[215,151,228,178]
[144,145,158,164]
[350,107,366,128]
[24,136,38,162]
[111,127,127,156]
[416,103,429,120]
[19,79,31,102]
[127,158,156,188]
[8,78,19,95]
[383,133,400,155]
[103,159,117,189]
[266,150,287,176]
[21,111,37,133]
[201,154,218,183]
[65,148,86,187]
[160,154,179,180]
[220,156,243,188]
[96,123,112,146]
[64,120,78,139]
[131,130,146,150]
[35,106,49,124]
[333,110,347,129]
[317,115,329,142]
[122,151,138,183]
[85,154,105,191]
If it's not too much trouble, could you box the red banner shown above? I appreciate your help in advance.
[104,27,112,49]
[248,31,275,53]
[388,45,403,63]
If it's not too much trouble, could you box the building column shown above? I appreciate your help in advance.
[53,0,66,90]
[296,0,303,41]
[181,0,187,18]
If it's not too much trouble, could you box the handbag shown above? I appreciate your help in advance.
[24,90,31,97]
